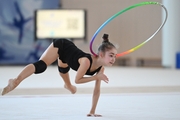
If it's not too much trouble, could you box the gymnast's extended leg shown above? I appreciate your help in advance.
[57,58,76,94]
[1,43,59,95]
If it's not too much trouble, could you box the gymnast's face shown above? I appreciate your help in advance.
[100,48,117,66]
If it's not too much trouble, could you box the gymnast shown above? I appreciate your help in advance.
[1,34,117,117]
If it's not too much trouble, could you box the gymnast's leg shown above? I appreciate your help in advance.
[1,43,59,95]
[57,58,76,94]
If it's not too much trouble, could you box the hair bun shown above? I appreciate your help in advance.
[102,34,109,43]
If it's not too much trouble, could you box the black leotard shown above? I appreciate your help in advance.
[53,39,102,75]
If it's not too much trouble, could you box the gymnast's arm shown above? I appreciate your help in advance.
[87,70,102,117]
[75,58,108,84]
[75,57,106,116]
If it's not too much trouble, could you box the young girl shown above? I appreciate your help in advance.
[1,34,117,117]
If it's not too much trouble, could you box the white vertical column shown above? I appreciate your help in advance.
[162,0,180,68]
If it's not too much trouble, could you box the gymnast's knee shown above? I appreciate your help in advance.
[33,60,47,74]
[58,66,70,74]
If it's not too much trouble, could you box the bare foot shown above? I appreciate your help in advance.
[64,85,77,94]
[87,113,102,117]
[1,79,17,95]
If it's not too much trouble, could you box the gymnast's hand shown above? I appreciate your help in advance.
[96,67,109,83]
[87,113,102,117]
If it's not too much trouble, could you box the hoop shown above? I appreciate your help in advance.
[89,2,168,57]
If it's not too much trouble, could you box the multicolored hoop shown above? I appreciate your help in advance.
[90,1,168,57]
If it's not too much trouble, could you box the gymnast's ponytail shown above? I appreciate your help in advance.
[98,34,116,54]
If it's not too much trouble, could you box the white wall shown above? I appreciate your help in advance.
[162,0,180,68]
